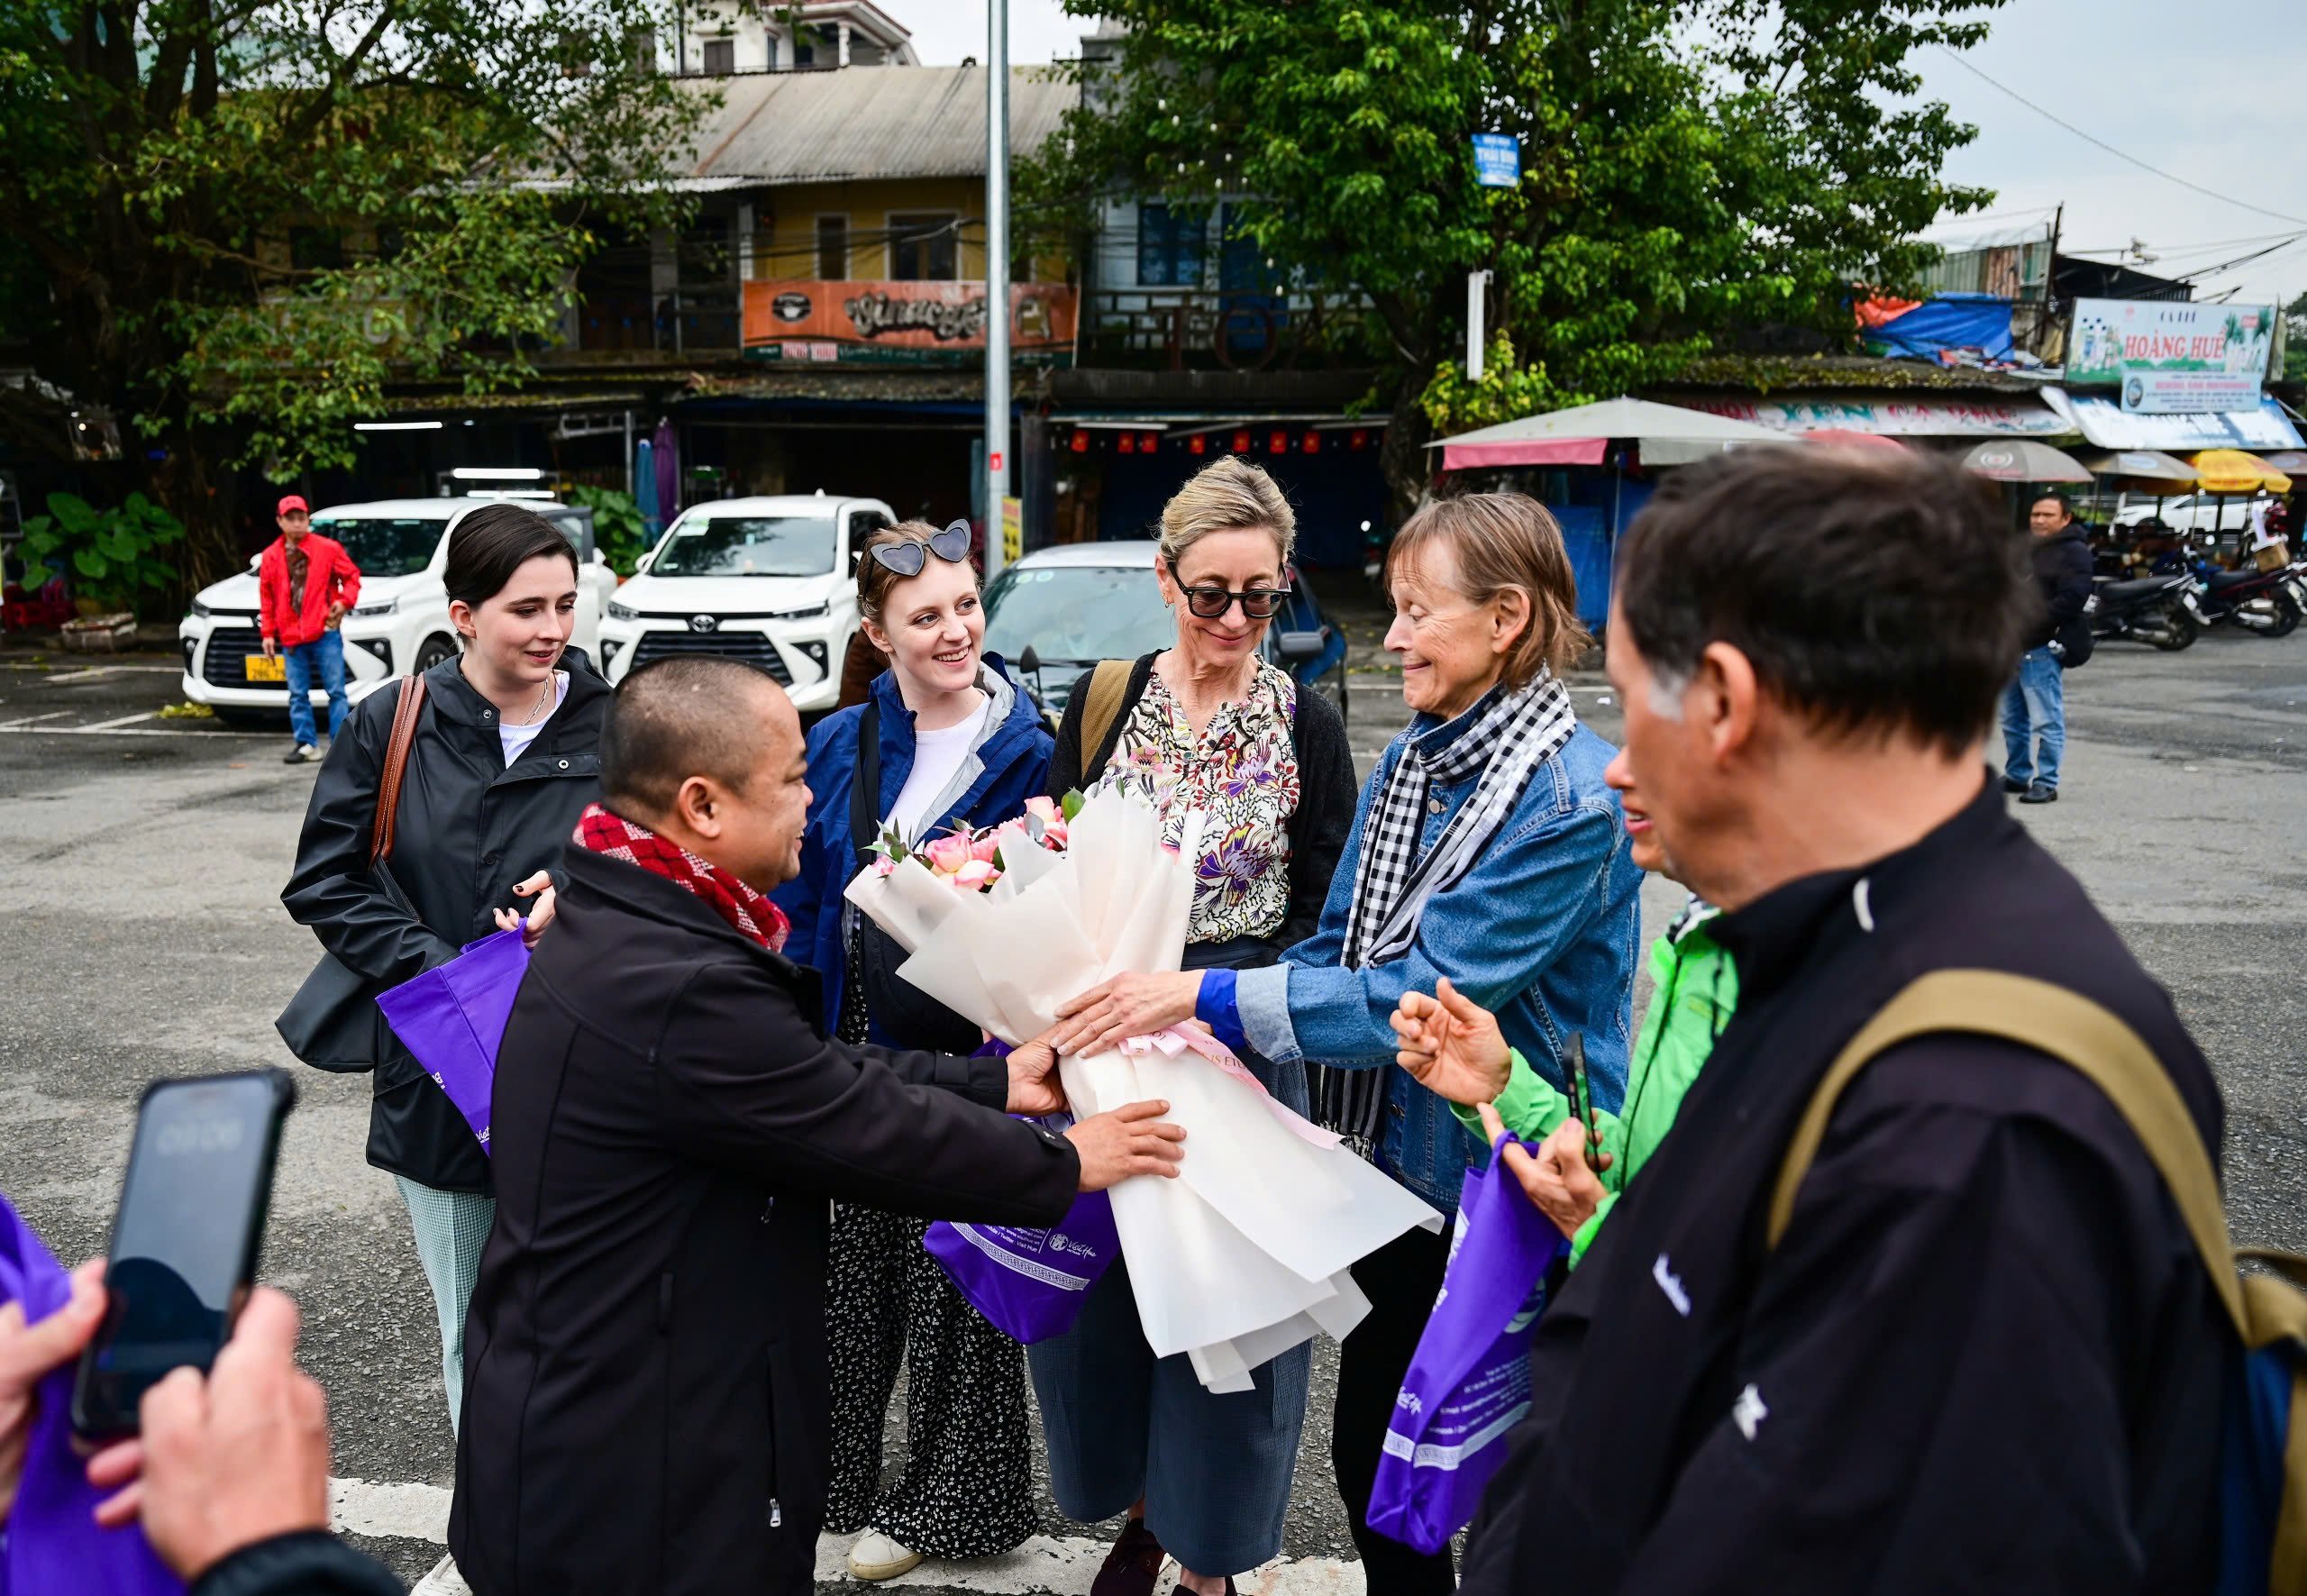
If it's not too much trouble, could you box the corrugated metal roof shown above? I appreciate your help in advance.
[679,66,1075,187]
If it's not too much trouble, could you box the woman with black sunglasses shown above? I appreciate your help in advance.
[1029,457,1356,1596]
[769,517,1057,1584]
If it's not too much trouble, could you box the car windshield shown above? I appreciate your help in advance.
[982,563,1175,663]
[652,516,838,577]
[310,516,447,578]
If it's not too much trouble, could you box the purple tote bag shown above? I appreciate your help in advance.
[1366,1138,1568,1555]
[375,926,532,1155]
[0,1194,184,1596]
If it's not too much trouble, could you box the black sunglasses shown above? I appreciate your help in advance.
[869,520,972,578]
[1169,560,1290,620]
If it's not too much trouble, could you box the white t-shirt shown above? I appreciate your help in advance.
[888,695,990,838]
[499,672,569,766]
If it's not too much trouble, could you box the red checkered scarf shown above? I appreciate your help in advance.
[576,803,789,953]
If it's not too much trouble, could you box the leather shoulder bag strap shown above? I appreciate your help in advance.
[1077,658,1135,778]
[369,674,428,866]
[850,700,882,869]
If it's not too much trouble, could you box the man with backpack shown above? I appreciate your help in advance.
[1456,447,2250,1592]
[2002,489,2093,805]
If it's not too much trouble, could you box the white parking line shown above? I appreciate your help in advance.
[66,711,160,731]
[2,662,181,676]
[0,720,273,739]
[328,1477,1367,1593]
[0,710,75,728]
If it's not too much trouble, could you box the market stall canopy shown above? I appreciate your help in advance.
[2191,451,2293,494]
[1674,392,2067,439]
[2044,390,2304,453]
[2257,451,2307,477]
[2079,450,2199,483]
[1803,428,1909,451]
[1429,397,1787,470]
[1961,440,2093,483]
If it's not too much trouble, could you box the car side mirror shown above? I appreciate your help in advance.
[634,551,654,575]
[1277,628,1326,663]
[1018,643,1042,675]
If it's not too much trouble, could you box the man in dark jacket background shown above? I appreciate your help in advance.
[451,656,1186,1596]
[2002,489,2094,804]
[1458,448,2226,1593]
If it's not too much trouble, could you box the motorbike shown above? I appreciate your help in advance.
[2188,560,2303,639]
[2090,570,2200,651]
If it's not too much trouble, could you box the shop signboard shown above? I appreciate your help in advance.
[1472,133,1520,188]
[743,279,1078,365]
[2065,297,2275,415]
[1681,395,2068,438]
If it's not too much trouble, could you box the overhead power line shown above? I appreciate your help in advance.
[1934,47,2307,230]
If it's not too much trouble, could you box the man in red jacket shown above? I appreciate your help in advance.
[256,495,361,763]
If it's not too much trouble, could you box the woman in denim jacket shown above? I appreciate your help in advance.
[1054,493,1642,1593]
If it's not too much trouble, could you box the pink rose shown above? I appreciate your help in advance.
[923,834,972,876]
[953,859,999,891]
[1025,795,1062,825]
[970,832,1002,863]
[871,855,897,878]
[1041,820,1068,850]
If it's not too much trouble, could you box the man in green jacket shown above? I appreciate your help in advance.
[1391,782,1736,1262]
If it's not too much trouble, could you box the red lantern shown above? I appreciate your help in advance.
[1301,430,1320,454]
[1268,429,1288,454]
[1143,432,1162,452]
[1351,429,1371,451]
[1070,429,1090,454]
[1118,432,1136,455]
[1233,429,1252,454]
[1189,433,1207,455]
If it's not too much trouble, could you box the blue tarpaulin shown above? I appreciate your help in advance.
[1551,506,1613,627]
[1864,293,2016,364]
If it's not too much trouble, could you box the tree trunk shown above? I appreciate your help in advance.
[1378,371,1436,533]
[144,411,246,594]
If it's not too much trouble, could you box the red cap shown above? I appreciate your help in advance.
[277,494,309,516]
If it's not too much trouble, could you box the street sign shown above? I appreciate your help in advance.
[1000,497,1023,566]
[1472,133,1520,188]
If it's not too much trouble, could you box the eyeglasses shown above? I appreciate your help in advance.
[1170,561,1290,620]
[868,520,972,578]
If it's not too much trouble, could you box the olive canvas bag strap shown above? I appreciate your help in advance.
[1766,970,2307,1594]
[1076,658,1135,779]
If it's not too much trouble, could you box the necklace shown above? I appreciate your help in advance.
[512,673,556,725]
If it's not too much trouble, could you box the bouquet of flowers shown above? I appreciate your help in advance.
[846,784,1441,1391]
[864,793,1075,894]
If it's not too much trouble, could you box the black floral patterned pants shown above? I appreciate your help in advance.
[822,1201,1039,1557]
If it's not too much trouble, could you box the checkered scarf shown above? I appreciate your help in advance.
[1311,671,1578,1145]
[576,803,790,953]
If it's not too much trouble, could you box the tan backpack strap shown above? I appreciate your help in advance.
[369,675,428,866]
[1767,970,2247,1333]
[1077,659,1135,777]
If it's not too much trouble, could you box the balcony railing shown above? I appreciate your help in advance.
[1078,286,1372,373]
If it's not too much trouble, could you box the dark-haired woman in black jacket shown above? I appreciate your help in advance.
[281,506,609,1463]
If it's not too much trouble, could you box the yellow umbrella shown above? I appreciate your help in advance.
[2189,450,2293,494]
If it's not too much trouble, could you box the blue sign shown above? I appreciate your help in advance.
[1472,133,1520,188]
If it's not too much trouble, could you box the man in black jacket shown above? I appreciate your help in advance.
[2002,490,2094,804]
[1458,448,2226,1593]
[450,656,1184,1596]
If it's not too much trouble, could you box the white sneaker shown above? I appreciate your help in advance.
[848,1531,923,1582]
[411,1553,474,1595]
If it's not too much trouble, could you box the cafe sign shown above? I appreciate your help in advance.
[743,279,1078,365]
[2066,297,2275,415]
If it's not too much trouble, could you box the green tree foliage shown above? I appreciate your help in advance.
[565,483,652,575]
[0,0,711,582]
[2284,291,2307,382]
[1024,0,2003,512]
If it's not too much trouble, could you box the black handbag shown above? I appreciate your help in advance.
[275,677,428,1072]
[848,702,985,1056]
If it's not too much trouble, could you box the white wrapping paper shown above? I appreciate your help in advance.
[846,789,1442,1391]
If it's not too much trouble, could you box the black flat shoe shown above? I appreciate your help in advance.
[1090,1518,1167,1596]
[2002,774,2029,794]
[2020,782,2058,805]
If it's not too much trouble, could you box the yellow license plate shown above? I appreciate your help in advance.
[244,654,287,682]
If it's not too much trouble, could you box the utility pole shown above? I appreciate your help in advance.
[983,0,1011,578]
[1466,269,1491,379]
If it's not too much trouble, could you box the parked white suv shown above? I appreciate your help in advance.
[178,497,616,726]
[597,494,892,712]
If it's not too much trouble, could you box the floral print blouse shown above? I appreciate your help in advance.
[1113,660,1302,944]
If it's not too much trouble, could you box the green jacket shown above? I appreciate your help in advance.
[1451,900,1737,1265]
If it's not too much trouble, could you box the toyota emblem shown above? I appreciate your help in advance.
[689,615,718,634]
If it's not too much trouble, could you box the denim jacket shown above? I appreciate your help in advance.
[1232,716,1642,1210]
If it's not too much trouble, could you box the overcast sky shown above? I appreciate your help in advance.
[890,0,2307,313]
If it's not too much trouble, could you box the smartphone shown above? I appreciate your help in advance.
[1564,1035,1601,1172]
[71,1070,296,1441]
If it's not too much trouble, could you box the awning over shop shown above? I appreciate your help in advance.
[2043,390,2305,452]
[1429,396,1786,469]
[1675,393,2067,438]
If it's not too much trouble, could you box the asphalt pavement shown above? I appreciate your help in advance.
[2,610,2302,1593]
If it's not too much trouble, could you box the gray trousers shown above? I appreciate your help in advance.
[395,1175,495,1436]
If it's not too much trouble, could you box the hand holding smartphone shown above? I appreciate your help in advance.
[71,1070,295,1441]
[1564,1035,1602,1174]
